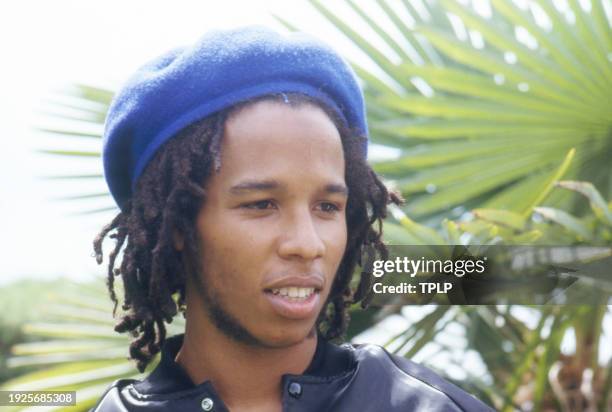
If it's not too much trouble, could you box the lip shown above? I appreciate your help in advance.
[264,289,321,320]
[262,275,324,320]
[263,275,324,291]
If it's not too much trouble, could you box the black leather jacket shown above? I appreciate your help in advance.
[92,334,494,411]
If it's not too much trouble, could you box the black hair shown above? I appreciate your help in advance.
[94,93,401,372]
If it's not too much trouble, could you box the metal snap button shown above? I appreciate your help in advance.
[288,382,302,398]
[201,397,214,411]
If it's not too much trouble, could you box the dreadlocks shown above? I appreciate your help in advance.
[94,93,401,372]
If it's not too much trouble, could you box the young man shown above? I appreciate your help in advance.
[92,27,492,411]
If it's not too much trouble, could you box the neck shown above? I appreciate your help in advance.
[175,302,317,411]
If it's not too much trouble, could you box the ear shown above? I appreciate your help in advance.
[173,229,185,251]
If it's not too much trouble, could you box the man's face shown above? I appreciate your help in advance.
[190,100,348,347]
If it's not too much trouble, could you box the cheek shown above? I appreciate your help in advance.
[323,221,348,265]
[332,216,348,246]
[199,229,268,288]
[198,213,268,260]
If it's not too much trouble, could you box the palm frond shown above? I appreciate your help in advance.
[302,0,612,219]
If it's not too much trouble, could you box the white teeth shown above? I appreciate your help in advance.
[270,287,315,300]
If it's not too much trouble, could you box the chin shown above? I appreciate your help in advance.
[259,324,317,348]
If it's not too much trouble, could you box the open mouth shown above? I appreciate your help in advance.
[263,286,322,319]
[267,287,318,301]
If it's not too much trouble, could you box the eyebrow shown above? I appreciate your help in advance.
[325,183,349,196]
[229,179,348,196]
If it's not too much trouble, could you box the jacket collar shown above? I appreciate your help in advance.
[134,333,355,396]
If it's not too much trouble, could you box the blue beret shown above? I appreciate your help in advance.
[102,26,368,210]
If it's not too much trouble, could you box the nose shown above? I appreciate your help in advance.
[278,208,325,261]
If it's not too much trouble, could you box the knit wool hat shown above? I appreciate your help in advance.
[103,26,368,210]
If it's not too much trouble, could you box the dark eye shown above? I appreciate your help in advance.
[318,202,340,213]
[243,200,276,210]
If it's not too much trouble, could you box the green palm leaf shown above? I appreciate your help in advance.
[300,0,611,219]
[37,84,114,214]
[1,280,185,412]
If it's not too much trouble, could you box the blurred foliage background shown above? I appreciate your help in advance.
[1,0,611,410]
